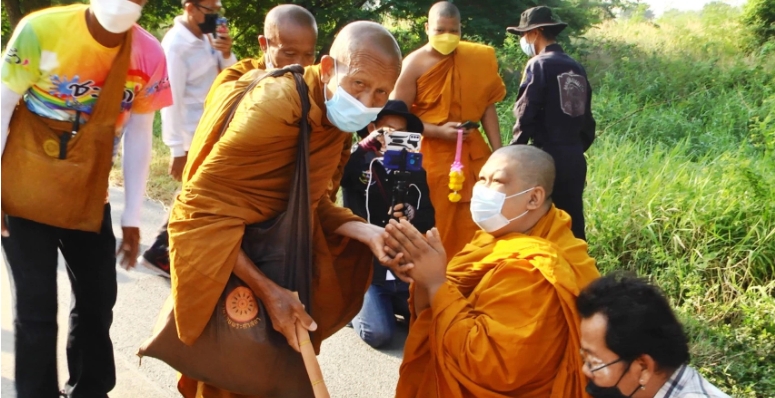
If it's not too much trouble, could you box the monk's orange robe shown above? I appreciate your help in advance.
[170,65,373,398]
[207,56,349,203]
[411,41,507,260]
[396,206,600,398]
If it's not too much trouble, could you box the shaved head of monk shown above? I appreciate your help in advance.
[475,145,556,237]
[426,1,461,38]
[258,4,318,67]
[321,21,402,109]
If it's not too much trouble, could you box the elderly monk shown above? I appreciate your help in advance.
[391,1,507,260]
[208,4,318,91]
[384,145,600,398]
[171,21,404,398]
[207,4,348,202]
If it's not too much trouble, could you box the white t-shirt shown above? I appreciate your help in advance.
[160,17,237,156]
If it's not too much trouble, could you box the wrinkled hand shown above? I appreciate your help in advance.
[262,284,317,352]
[209,28,233,58]
[358,223,414,283]
[117,226,140,270]
[1,210,8,237]
[384,220,447,289]
[168,153,187,182]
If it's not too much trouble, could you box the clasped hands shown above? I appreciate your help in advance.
[379,219,448,292]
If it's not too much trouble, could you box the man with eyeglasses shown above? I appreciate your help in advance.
[139,0,236,276]
[577,274,729,398]
[384,145,600,397]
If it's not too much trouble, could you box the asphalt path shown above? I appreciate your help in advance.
[0,187,406,397]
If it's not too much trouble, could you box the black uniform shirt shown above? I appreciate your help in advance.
[511,44,596,150]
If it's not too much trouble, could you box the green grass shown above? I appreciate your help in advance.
[112,6,775,396]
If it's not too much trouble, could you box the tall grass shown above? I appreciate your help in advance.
[113,5,775,395]
[492,4,775,395]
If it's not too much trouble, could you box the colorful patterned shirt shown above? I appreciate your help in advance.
[1,4,172,154]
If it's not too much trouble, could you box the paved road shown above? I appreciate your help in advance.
[1,187,406,397]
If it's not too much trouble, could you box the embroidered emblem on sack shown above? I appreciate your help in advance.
[43,139,60,158]
[557,71,588,117]
[224,287,260,328]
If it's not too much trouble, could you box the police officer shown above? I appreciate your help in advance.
[507,6,596,241]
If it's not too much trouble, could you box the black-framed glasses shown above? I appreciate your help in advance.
[580,349,625,373]
[194,3,220,14]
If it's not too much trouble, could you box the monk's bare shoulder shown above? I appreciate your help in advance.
[402,46,445,80]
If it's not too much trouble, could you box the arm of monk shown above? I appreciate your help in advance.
[171,74,332,344]
[404,258,569,393]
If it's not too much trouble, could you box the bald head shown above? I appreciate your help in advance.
[329,21,402,72]
[492,145,555,198]
[430,1,460,20]
[264,4,317,39]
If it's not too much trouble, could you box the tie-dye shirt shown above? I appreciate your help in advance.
[1,4,171,143]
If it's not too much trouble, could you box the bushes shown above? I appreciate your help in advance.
[495,7,775,396]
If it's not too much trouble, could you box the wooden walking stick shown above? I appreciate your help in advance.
[293,292,330,398]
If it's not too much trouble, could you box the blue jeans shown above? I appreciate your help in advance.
[352,280,410,348]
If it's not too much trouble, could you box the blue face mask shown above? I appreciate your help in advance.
[324,60,383,133]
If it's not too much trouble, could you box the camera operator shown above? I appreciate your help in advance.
[341,100,435,348]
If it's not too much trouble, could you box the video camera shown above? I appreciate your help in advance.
[379,130,423,220]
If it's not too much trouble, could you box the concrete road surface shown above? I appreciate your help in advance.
[1,187,406,397]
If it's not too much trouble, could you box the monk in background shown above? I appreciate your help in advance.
[385,146,600,398]
[208,4,318,91]
[170,21,404,398]
[208,4,348,202]
[391,1,506,259]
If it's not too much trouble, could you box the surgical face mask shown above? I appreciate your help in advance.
[324,60,383,133]
[520,35,536,57]
[429,33,460,55]
[90,0,143,34]
[198,12,218,35]
[470,184,534,233]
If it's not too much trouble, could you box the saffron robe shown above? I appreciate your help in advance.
[207,56,349,202]
[170,65,373,398]
[396,206,600,398]
[411,41,507,260]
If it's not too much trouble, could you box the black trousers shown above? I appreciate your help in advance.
[1,204,117,398]
[542,145,587,241]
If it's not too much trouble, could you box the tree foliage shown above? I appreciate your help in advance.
[743,0,775,46]
[2,0,628,57]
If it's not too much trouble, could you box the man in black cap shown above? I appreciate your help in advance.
[341,99,435,348]
[507,6,596,241]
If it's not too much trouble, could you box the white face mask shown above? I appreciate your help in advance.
[470,184,535,233]
[520,35,536,57]
[90,0,143,34]
[324,60,383,133]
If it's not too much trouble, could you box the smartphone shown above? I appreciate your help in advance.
[457,121,480,130]
[214,17,228,39]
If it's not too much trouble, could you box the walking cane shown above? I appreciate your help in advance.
[293,293,330,398]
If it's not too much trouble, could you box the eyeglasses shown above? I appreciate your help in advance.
[580,349,625,374]
[193,3,221,14]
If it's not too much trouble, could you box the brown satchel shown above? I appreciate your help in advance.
[138,66,316,397]
[1,31,132,232]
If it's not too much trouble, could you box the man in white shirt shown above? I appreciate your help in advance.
[139,0,236,276]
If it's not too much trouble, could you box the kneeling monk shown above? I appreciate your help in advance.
[385,145,600,398]
[170,21,404,397]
